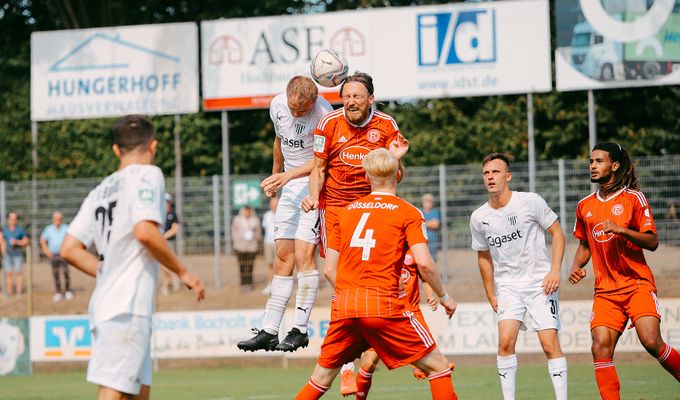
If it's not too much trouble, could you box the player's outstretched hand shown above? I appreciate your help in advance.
[261,172,290,197]
[568,265,586,285]
[426,294,438,311]
[441,297,457,319]
[542,270,560,295]
[179,270,205,301]
[301,195,319,213]
[388,133,410,160]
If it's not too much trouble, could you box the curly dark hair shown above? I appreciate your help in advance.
[339,71,374,96]
[593,142,639,193]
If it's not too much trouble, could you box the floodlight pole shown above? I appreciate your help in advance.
[588,90,597,192]
[173,114,185,256]
[527,93,536,193]
[31,121,39,261]
[222,111,232,256]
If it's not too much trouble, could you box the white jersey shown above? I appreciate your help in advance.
[269,93,333,174]
[469,191,558,287]
[68,164,165,325]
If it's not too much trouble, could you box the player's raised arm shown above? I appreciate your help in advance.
[60,234,99,278]
[476,250,497,312]
[134,220,205,301]
[411,242,456,318]
[543,221,566,295]
[569,239,591,285]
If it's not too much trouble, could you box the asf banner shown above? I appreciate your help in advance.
[201,0,551,110]
[31,22,199,121]
[555,0,680,91]
[0,318,31,375]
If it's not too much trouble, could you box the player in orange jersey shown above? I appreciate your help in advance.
[301,71,409,258]
[569,142,680,399]
[351,250,447,400]
[295,149,458,400]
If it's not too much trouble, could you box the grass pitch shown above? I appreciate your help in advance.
[1,362,678,399]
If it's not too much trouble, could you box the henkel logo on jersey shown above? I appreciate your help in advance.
[339,146,370,167]
[400,268,412,284]
[416,9,496,66]
[592,222,615,243]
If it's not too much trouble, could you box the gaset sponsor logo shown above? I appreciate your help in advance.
[339,146,370,167]
[592,222,615,243]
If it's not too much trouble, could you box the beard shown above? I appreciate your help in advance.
[590,175,610,184]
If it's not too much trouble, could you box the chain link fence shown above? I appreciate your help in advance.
[1,155,678,261]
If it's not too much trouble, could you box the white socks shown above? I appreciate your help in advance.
[497,354,518,400]
[262,275,294,335]
[548,357,568,400]
[294,270,319,333]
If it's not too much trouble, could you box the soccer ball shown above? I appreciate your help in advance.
[310,49,349,88]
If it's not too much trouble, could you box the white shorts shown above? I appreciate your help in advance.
[496,285,561,332]
[274,178,319,244]
[87,314,152,395]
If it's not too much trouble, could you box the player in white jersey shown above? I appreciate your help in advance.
[469,153,568,400]
[238,76,333,353]
[61,115,205,400]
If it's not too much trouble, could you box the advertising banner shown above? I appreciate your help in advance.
[30,298,680,361]
[201,0,551,110]
[555,0,680,91]
[0,318,31,375]
[31,22,199,121]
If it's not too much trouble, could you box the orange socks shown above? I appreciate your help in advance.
[657,343,680,382]
[355,368,373,399]
[427,369,458,400]
[593,359,620,400]
[295,377,329,400]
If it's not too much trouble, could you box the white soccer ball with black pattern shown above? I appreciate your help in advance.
[310,49,349,88]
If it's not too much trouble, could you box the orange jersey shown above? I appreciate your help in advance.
[399,251,422,311]
[573,188,657,294]
[329,193,427,319]
[313,108,401,208]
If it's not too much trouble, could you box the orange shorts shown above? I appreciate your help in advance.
[319,206,342,258]
[317,311,435,370]
[591,285,661,333]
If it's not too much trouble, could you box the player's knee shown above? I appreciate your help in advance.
[590,339,613,358]
[639,335,664,357]
[497,339,516,356]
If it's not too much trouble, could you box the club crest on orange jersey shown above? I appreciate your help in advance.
[611,204,624,216]
[367,129,380,143]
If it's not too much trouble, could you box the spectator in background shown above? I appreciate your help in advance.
[666,201,679,222]
[0,231,5,297]
[160,193,181,295]
[421,193,442,262]
[40,211,73,303]
[232,205,261,292]
[3,212,28,297]
[260,197,278,295]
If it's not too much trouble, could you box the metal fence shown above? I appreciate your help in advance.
[1,155,678,260]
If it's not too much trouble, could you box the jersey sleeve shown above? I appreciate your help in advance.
[469,212,489,251]
[532,194,558,230]
[130,166,165,227]
[573,203,587,241]
[404,208,428,248]
[68,193,95,247]
[313,124,331,161]
[269,98,283,138]
[631,193,657,234]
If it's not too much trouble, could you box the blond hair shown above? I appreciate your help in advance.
[362,148,399,185]
[287,76,318,106]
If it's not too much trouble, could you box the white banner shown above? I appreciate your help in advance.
[31,22,199,121]
[555,0,680,91]
[201,0,551,110]
[29,299,680,361]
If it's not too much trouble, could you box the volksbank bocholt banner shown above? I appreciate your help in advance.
[201,0,551,110]
[556,0,680,91]
[31,22,199,121]
[29,299,680,361]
